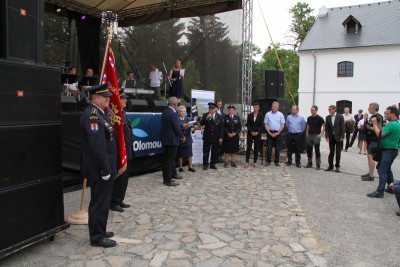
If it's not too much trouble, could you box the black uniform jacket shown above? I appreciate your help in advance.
[122,110,134,160]
[200,112,224,143]
[223,114,242,140]
[80,103,117,181]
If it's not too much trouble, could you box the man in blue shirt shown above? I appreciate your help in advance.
[285,106,306,167]
[264,101,285,166]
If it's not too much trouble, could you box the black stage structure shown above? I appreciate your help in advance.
[0,0,69,259]
[0,0,243,258]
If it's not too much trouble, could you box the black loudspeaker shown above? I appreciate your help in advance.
[0,178,68,256]
[153,101,168,112]
[0,60,61,125]
[256,98,288,117]
[127,99,149,112]
[61,95,77,111]
[265,70,285,99]
[0,0,43,62]
[0,124,62,189]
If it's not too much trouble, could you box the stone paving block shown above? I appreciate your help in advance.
[149,251,169,267]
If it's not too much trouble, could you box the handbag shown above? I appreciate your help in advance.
[372,131,382,162]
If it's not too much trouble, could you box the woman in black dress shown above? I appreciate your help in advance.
[223,105,242,168]
[177,106,195,172]
[168,59,184,102]
[245,101,264,168]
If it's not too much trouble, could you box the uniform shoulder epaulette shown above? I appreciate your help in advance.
[91,108,98,115]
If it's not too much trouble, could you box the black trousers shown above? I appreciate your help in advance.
[203,140,219,166]
[89,177,114,243]
[344,130,351,150]
[162,145,178,184]
[306,134,321,166]
[246,134,261,163]
[110,160,131,206]
[328,135,342,168]
[267,131,280,163]
[349,127,358,147]
[287,132,302,164]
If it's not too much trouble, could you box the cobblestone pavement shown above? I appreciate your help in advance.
[1,157,328,267]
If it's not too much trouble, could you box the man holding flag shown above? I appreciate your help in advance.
[80,82,117,248]
[80,32,128,247]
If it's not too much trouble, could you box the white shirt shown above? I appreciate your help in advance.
[358,119,365,128]
[149,69,163,87]
[343,113,355,122]
[331,114,336,125]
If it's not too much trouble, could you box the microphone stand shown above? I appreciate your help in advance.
[161,59,172,100]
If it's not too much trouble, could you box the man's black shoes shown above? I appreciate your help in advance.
[396,211,400,216]
[296,164,301,168]
[385,187,394,194]
[305,164,313,168]
[91,238,117,248]
[172,174,183,179]
[110,205,124,212]
[119,202,131,208]
[325,167,333,171]
[275,162,281,167]
[367,191,383,198]
[285,162,292,166]
[203,165,209,170]
[105,232,114,238]
[335,167,340,172]
[210,165,218,170]
[163,181,179,186]
[316,165,320,170]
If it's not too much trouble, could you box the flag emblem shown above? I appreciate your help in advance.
[89,123,99,132]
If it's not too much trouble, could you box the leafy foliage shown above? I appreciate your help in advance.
[289,2,316,49]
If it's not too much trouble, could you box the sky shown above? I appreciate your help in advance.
[253,0,378,52]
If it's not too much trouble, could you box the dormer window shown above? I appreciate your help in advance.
[342,15,362,34]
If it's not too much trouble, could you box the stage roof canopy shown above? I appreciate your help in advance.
[45,0,242,26]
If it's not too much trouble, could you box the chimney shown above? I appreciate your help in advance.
[318,6,328,17]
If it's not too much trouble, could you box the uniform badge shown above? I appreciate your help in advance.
[89,123,99,132]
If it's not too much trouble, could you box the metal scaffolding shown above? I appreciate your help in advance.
[241,0,253,120]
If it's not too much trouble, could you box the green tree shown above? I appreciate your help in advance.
[289,2,316,49]
[183,60,200,99]
[118,19,186,84]
[185,15,241,103]
[43,12,69,66]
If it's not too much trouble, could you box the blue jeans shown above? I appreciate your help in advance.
[394,182,400,209]
[376,150,398,194]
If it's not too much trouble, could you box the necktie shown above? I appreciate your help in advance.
[231,115,233,119]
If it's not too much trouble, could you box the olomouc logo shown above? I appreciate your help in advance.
[128,114,163,157]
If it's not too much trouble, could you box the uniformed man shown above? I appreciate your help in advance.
[80,82,117,248]
[200,102,224,170]
[222,105,242,168]
[110,89,133,212]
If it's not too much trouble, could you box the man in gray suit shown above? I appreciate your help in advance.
[325,105,345,172]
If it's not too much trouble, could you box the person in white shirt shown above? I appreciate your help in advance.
[149,64,163,101]
[343,107,355,151]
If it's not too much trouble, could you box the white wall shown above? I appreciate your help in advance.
[298,45,400,118]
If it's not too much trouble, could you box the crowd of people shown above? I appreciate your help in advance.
[161,98,400,215]
[80,82,400,248]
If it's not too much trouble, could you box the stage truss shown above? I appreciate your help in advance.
[241,0,253,121]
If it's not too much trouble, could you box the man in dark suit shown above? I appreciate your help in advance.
[160,97,185,186]
[110,89,133,212]
[349,109,363,147]
[325,105,345,172]
[201,102,224,170]
[80,83,117,248]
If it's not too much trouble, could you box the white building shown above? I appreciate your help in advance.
[298,1,400,118]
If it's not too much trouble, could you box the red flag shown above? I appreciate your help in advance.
[100,40,127,177]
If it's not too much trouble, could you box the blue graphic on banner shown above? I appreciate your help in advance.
[126,112,163,157]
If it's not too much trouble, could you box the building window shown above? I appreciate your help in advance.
[336,100,352,114]
[337,61,353,77]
